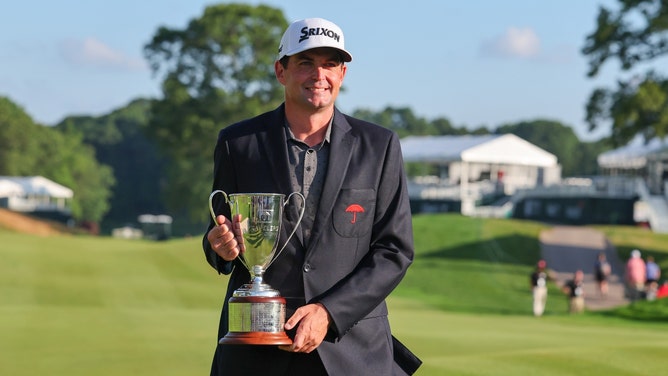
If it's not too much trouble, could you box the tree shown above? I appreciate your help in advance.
[431,117,469,135]
[582,0,668,146]
[33,127,115,223]
[143,4,287,220]
[57,99,166,228]
[352,106,431,137]
[496,120,607,176]
[352,106,473,137]
[0,97,42,174]
[0,96,114,224]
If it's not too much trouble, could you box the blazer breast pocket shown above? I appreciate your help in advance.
[333,189,376,238]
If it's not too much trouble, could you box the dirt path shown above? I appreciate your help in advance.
[0,208,70,236]
[539,226,628,311]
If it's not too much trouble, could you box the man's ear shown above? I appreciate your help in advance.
[275,60,286,84]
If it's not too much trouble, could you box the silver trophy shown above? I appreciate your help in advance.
[208,191,305,345]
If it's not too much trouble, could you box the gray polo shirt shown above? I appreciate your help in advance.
[285,118,331,246]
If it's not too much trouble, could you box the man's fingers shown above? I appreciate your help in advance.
[280,304,329,353]
[216,215,230,226]
[206,215,242,261]
[232,214,246,253]
[284,309,305,330]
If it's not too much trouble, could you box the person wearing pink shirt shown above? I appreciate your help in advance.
[625,249,646,301]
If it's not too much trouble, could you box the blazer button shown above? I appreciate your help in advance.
[303,263,312,273]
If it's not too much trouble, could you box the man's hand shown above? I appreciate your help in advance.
[279,303,331,353]
[206,214,245,261]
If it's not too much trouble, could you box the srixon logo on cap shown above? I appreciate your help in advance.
[299,26,340,43]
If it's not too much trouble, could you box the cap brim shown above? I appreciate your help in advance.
[279,46,352,62]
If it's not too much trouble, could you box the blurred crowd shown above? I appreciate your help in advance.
[530,249,666,317]
[624,249,666,302]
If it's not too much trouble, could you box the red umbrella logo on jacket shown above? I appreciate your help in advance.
[345,204,364,224]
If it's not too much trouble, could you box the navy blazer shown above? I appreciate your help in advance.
[204,105,417,375]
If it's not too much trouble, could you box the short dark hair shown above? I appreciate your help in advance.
[279,55,290,69]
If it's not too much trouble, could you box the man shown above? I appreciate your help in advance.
[593,252,611,297]
[562,270,585,314]
[625,249,646,301]
[203,18,420,375]
[530,259,552,316]
[645,255,661,286]
[645,255,661,300]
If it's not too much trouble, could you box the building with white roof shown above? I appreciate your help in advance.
[597,137,668,233]
[598,137,668,195]
[0,176,73,214]
[400,134,561,214]
[399,133,668,232]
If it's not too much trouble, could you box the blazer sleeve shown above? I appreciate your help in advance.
[317,131,415,338]
[202,129,237,275]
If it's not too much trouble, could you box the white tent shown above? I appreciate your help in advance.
[0,179,23,197]
[400,134,558,167]
[400,134,561,214]
[0,176,73,198]
[0,176,73,212]
[598,137,668,169]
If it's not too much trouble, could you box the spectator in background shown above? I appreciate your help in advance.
[562,270,585,314]
[593,252,611,297]
[625,249,646,302]
[645,256,661,300]
[645,255,661,286]
[530,260,554,316]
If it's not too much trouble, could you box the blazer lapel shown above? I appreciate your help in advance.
[307,109,356,253]
[261,106,293,195]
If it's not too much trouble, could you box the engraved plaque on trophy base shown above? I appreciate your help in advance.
[219,296,292,345]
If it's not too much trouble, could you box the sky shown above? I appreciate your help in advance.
[0,0,642,141]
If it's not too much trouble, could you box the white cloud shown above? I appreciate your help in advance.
[480,27,541,59]
[59,37,147,71]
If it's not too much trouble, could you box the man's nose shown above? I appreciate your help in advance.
[312,66,327,80]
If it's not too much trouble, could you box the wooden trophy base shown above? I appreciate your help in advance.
[219,331,292,345]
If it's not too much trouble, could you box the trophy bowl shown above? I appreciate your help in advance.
[209,191,304,345]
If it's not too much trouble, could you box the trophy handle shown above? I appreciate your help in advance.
[267,192,305,270]
[208,190,251,271]
[208,190,229,224]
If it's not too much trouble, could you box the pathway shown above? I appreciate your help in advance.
[539,226,628,311]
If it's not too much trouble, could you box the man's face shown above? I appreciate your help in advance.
[276,48,347,111]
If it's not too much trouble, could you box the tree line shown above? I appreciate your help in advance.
[1,0,665,234]
[0,94,610,234]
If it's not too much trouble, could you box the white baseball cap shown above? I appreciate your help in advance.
[277,18,353,62]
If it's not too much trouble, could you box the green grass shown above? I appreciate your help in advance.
[0,233,221,375]
[390,297,667,376]
[595,224,668,269]
[1,215,667,375]
[397,215,556,315]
